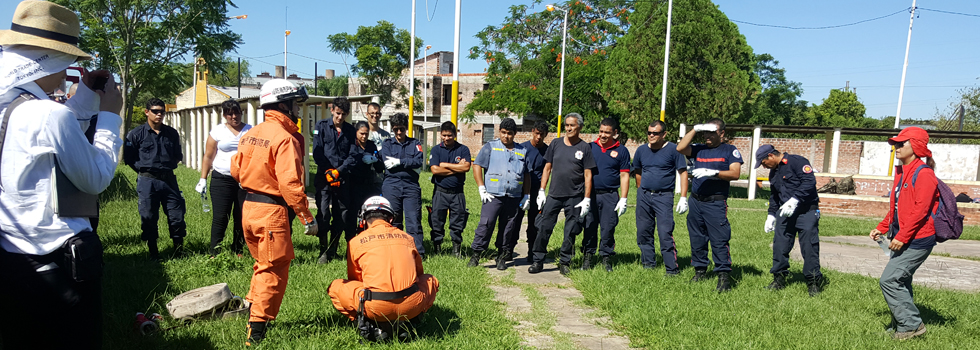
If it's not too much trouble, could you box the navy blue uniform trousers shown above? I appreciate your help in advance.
[772,206,822,280]
[582,191,619,257]
[636,190,679,272]
[383,181,424,254]
[471,196,521,252]
[532,195,587,265]
[315,184,351,256]
[508,181,541,251]
[429,188,468,246]
[137,174,186,242]
[687,197,732,272]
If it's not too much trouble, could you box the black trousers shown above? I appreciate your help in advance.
[209,171,245,255]
[316,184,351,256]
[772,206,822,280]
[582,191,619,257]
[471,196,521,252]
[429,188,468,246]
[532,195,587,265]
[508,182,540,251]
[0,235,103,349]
[137,173,186,241]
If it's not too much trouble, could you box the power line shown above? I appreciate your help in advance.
[918,7,980,18]
[286,52,346,66]
[731,7,910,30]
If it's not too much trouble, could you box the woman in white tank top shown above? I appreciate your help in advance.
[196,99,252,257]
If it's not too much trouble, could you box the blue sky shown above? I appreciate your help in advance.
[4,0,979,121]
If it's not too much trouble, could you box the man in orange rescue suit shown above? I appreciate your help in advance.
[329,196,439,343]
[231,78,319,345]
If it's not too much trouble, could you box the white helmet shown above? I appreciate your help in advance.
[259,79,308,107]
[360,196,394,221]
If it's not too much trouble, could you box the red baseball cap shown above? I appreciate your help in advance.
[888,126,929,145]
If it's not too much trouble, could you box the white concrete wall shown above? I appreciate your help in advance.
[860,141,980,180]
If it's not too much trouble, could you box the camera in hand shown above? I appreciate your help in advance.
[93,76,108,91]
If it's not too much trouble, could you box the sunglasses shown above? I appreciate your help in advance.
[368,112,382,116]
[892,141,906,148]
[148,109,165,115]
[647,131,665,136]
[392,127,407,132]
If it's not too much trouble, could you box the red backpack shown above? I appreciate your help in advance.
[912,165,964,242]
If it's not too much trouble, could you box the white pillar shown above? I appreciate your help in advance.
[829,128,842,173]
[248,100,258,126]
[675,123,687,193]
[301,104,311,188]
[182,111,191,165]
[748,126,762,200]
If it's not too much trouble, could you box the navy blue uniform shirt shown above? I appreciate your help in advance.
[429,141,471,191]
[521,140,548,185]
[343,141,384,186]
[633,141,686,192]
[767,153,819,215]
[312,118,355,186]
[381,137,425,184]
[590,140,631,191]
[689,143,743,197]
[124,123,183,172]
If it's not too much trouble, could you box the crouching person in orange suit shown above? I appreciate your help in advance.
[329,196,439,342]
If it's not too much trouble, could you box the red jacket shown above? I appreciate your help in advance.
[876,158,938,244]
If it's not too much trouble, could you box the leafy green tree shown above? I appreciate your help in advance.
[315,76,350,96]
[931,85,980,144]
[804,89,869,128]
[604,0,759,140]
[464,0,633,131]
[749,53,807,126]
[327,21,422,109]
[53,0,242,135]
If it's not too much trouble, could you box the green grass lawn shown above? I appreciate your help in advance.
[92,165,979,349]
[96,166,521,349]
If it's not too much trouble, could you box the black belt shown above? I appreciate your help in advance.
[595,189,618,195]
[691,193,727,202]
[434,186,463,194]
[361,284,419,301]
[245,192,288,207]
[642,189,673,195]
[139,170,174,180]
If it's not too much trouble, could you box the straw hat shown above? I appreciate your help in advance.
[0,0,91,60]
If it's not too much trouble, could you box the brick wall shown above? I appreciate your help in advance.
[814,175,980,198]
[731,137,863,178]
[456,123,643,158]
[818,194,980,226]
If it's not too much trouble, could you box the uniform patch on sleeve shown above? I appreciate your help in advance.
[610,150,619,158]
[732,149,741,158]
[802,165,813,173]
[417,144,423,152]
[575,150,584,160]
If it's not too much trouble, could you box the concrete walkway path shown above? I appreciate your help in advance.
[790,236,980,292]
[481,221,631,350]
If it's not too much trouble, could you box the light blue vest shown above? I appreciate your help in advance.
[483,139,527,198]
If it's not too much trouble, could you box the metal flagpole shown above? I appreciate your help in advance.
[659,0,673,122]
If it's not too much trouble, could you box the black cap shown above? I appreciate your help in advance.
[755,144,776,168]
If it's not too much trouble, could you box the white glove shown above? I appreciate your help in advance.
[362,154,378,164]
[778,197,799,217]
[575,197,591,218]
[676,196,689,214]
[614,197,628,217]
[478,185,494,204]
[384,156,401,169]
[764,215,776,233]
[304,221,319,236]
[195,178,207,195]
[536,189,547,209]
[519,194,530,211]
[691,168,720,179]
[693,123,718,132]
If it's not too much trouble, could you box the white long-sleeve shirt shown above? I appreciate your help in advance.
[0,81,122,255]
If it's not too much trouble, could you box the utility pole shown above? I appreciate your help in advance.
[658,0,673,122]
[409,0,416,137]
[889,0,917,176]
[451,0,461,126]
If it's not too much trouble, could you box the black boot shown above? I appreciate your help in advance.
[528,262,544,274]
[147,240,160,261]
[503,248,514,262]
[246,321,268,346]
[526,244,535,264]
[601,256,612,272]
[467,251,481,267]
[452,243,462,259]
[580,253,594,270]
[767,273,787,291]
[807,276,824,297]
[496,251,508,271]
[317,236,331,264]
[558,263,571,276]
[173,238,185,257]
[690,268,707,283]
[431,242,442,255]
[716,272,732,292]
